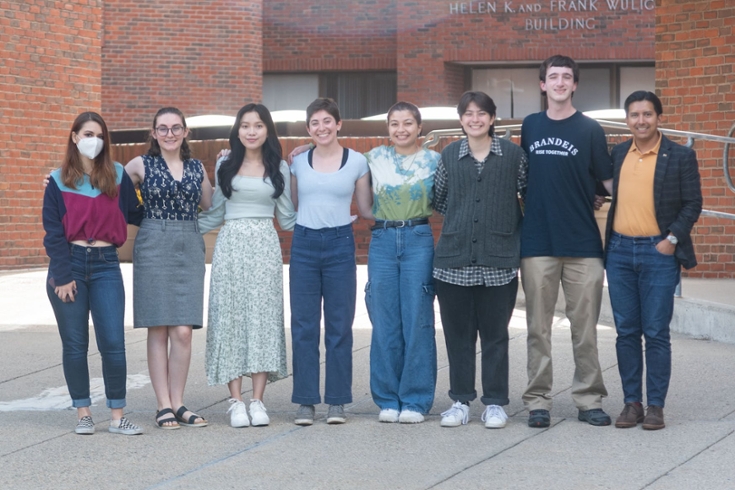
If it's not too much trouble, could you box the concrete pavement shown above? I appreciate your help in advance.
[1,266,735,489]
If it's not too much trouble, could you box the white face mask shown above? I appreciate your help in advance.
[76,137,104,160]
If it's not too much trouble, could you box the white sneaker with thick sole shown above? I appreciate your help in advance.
[440,401,469,427]
[378,408,400,423]
[398,410,425,424]
[227,399,250,428]
[481,405,508,429]
[249,399,270,427]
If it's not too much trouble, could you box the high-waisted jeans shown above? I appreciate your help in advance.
[46,245,127,408]
[290,224,356,405]
[365,223,437,414]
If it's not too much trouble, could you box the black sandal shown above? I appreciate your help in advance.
[155,408,180,430]
[175,406,208,427]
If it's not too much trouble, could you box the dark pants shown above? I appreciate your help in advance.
[46,245,127,408]
[606,232,680,408]
[290,224,356,405]
[436,277,518,406]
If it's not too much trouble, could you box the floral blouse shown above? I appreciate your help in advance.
[140,154,204,220]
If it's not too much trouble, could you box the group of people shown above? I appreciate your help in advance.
[42,54,702,436]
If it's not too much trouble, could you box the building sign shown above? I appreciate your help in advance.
[448,0,655,30]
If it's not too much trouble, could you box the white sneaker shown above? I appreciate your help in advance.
[378,408,400,423]
[440,401,469,427]
[249,399,270,427]
[398,410,425,424]
[481,405,508,429]
[227,399,249,428]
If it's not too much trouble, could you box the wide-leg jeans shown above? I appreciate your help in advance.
[606,232,680,408]
[365,223,437,414]
[290,224,356,405]
[46,245,127,408]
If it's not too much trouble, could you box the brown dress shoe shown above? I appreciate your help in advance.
[642,405,665,430]
[615,402,644,428]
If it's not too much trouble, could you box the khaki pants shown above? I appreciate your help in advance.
[521,256,608,411]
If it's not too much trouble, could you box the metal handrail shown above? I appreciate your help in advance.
[423,119,735,219]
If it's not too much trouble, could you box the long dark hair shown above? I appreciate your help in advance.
[62,112,118,198]
[217,103,284,199]
[147,107,192,161]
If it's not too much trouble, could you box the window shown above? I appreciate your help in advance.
[320,72,397,119]
[472,63,655,119]
[263,74,319,112]
[263,72,397,119]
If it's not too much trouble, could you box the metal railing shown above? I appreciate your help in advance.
[423,120,735,221]
[423,120,735,296]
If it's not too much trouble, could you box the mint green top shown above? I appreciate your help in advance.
[364,146,440,221]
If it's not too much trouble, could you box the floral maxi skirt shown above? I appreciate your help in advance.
[205,218,288,385]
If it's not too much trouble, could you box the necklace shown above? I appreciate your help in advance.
[396,149,420,176]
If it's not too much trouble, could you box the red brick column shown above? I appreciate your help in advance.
[0,1,102,269]
[656,0,735,278]
[103,1,263,129]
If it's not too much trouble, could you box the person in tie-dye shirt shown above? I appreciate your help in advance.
[364,102,440,424]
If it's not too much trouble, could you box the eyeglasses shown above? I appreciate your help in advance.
[155,125,185,137]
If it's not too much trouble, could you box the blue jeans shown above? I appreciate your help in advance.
[606,232,680,407]
[46,245,127,408]
[365,223,437,414]
[290,224,356,405]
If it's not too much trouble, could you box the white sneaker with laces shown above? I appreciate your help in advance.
[440,401,469,427]
[378,408,400,423]
[227,399,250,428]
[249,399,270,427]
[481,404,508,429]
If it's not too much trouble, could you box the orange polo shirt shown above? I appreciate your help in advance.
[613,133,662,237]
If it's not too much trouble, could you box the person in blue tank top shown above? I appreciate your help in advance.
[520,55,614,429]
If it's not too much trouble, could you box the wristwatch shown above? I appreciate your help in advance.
[666,234,678,245]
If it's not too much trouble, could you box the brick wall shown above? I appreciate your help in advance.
[102,0,263,129]
[395,1,655,106]
[656,0,735,278]
[263,1,397,72]
[0,0,102,269]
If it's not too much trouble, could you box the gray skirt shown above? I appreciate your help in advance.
[133,219,205,329]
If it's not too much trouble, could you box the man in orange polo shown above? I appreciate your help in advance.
[604,91,702,430]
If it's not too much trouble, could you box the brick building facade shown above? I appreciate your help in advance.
[1,0,733,276]
[0,0,102,269]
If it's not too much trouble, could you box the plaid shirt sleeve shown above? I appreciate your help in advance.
[517,151,528,200]
[432,157,448,215]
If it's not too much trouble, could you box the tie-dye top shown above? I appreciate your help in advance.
[364,146,440,221]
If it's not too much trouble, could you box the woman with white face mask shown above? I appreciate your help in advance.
[42,112,144,435]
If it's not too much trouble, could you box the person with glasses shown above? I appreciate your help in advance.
[124,107,213,429]
[198,104,296,428]
[43,112,144,435]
